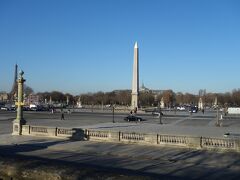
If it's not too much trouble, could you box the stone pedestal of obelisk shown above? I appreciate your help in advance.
[131,42,139,110]
[12,70,26,135]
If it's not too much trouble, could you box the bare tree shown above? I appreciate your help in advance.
[162,90,175,107]
[24,85,34,96]
[232,89,240,106]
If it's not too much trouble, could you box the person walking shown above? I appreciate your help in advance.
[61,110,65,120]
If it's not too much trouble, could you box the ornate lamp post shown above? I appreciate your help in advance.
[12,70,26,135]
[112,105,115,123]
[215,105,220,127]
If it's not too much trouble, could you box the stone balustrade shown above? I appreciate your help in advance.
[201,137,236,150]
[87,130,109,140]
[158,135,188,146]
[57,128,74,138]
[22,125,85,140]
[21,125,240,152]
[120,132,145,143]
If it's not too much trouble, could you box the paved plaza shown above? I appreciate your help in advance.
[1,110,240,179]
[1,110,240,138]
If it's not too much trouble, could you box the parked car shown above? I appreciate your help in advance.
[1,107,8,111]
[1,105,15,111]
[124,115,143,122]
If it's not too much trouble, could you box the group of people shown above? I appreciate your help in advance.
[130,107,138,115]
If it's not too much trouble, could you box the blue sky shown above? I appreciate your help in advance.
[0,0,240,95]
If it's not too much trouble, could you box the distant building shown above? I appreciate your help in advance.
[139,83,166,95]
[26,94,40,105]
[0,92,9,102]
[139,83,150,93]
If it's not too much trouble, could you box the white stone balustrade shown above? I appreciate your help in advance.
[201,137,236,150]
[21,125,240,152]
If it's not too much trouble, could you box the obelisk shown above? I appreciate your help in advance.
[131,42,139,110]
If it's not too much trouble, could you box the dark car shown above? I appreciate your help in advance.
[189,106,198,113]
[124,115,143,122]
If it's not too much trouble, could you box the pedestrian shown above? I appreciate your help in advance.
[134,107,137,114]
[202,109,204,114]
[61,110,65,120]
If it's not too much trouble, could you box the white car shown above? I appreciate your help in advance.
[177,106,186,111]
[1,107,8,111]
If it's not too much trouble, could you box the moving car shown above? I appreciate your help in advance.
[124,115,143,122]
[177,106,186,111]
[189,106,198,113]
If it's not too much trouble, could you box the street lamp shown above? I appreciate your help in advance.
[12,70,26,135]
[159,104,163,124]
[112,105,115,123]
[216,105,220,127]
